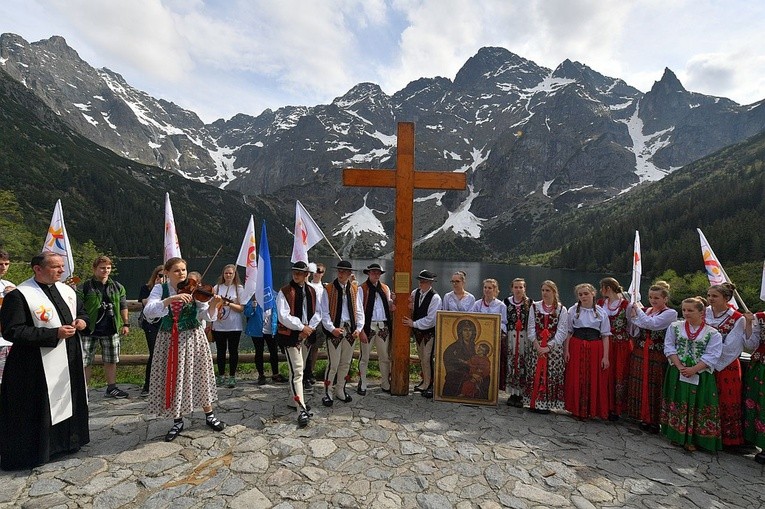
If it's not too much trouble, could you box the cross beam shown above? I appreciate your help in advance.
[343,122,466,395]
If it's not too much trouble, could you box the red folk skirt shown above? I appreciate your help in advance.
[608,336,633,416]
[714,359,744,446]
[565,336,610,419]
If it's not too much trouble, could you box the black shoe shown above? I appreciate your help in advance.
[165,421,184,442]
[206,415,225,432]
[322,395,334,407]
[257,375,267,385]
[422,389,433,399]
[381,387,391,394]
[530,408,550,414]
[639,422,651,432]
[608,413,620,422]
[338,393,352,403]
[297,410,311,428]
[356,385,366,396]
[755,452,765,465]
[507,395,523,408]
[413,384,424,393]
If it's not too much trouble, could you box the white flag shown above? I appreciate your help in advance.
[697,228,736,308]
[42,199,75,281]
[291,200,323,263]
[163,192,182,263]
[236,215,258,301]
[627,230,642,303]
[760,260,765,302]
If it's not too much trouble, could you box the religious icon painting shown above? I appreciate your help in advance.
[434,311,501,406]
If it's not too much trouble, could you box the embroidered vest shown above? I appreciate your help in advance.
[505,297,531,330]
[598,298,630,342]
[533,303,560,338]
[711,310,743,342]
[276,283,316,338]
[325,280,359,329]
[159,283,201,332]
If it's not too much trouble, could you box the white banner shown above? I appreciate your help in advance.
[627,230,642,303]
[291,200,323,263]
[42,199,75,281]
[163,192,182,263]
[236,215,258,301]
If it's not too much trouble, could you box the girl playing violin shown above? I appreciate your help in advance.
[142,257,226,442]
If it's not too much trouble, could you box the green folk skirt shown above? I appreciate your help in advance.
[660,366,722,452]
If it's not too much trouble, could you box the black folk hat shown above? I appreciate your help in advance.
[335,260,356,271]
[363,263,385,274]
[416,269,437,281]
[291,261,311,273]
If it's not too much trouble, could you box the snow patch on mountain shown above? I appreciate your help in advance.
[414,192,445,205]
[334,193,387,238]
[414,185,484,245]
[619,103,672,183]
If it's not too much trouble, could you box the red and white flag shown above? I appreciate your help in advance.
[163,193,181,263]
[291,200,323,263]
[42,199,75,281]
[697,228,736,308]
[627,230,642,303]
[236,215,258,301]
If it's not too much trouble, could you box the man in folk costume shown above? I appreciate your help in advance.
[504,278,532,407]
[0,253,90,470]
[357,263,395,395]
[276,261,321,427]
[403,270,442,399]
[320,260,363,407]
[303,262,326,390]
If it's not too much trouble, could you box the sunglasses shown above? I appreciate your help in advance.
[316,270,324,273]
[451,280,461,284]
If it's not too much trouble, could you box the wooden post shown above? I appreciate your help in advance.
[343,122,466,395]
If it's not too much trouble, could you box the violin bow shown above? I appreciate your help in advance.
[199,245,223,282]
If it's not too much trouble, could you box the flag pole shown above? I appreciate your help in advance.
[717,265,751,314]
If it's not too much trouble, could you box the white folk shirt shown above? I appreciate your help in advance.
[442,291,476,312]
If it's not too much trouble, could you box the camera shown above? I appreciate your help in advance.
[101,301,114,317]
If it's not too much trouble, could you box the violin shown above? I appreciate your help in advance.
[178,277,235,304]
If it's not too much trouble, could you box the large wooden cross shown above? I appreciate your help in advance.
[343,122,466,395]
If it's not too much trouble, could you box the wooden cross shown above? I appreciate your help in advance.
[343,122,466,395]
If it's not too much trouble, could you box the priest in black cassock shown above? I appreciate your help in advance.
[0,252,90,470]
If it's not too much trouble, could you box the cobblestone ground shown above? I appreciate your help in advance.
[0,380,763,508]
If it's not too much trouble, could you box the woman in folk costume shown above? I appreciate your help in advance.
[661,296,723,452]
[524,280,568,413]
[626,281,677,433]
[597,277,633,421]
[470,279,508,387]
[564,283,611,420]
[705,282,746,448]
[212,264,245,388]
[442,271,476,312]
[744,310,765,464]
[142,257,226,442]
[503,278,531,408]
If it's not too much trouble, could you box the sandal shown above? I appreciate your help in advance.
[165,420,184,442]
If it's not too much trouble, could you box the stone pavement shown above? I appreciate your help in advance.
[1,380,763,509]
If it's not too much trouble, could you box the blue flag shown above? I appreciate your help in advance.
[255,220,277,336]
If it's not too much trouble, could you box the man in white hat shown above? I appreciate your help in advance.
[320,260,363,407]
[403,270,441,398]
[357,263,395,395]
[276,261,321,427]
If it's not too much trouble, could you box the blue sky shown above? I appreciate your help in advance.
[2,0,763,123]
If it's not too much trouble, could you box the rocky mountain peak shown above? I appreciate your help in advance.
[454,46,540,90]
[649,68,687,95]
[333,82,388,107]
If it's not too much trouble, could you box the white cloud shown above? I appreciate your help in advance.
[1,0,764,120]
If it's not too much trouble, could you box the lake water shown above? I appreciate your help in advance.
[115,256,638,305]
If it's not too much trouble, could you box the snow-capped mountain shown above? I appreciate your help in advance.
[2,33,765,258]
